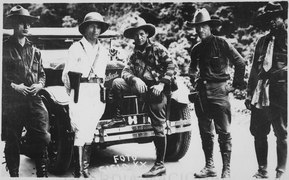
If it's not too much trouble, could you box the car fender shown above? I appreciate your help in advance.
[39,86,70,106]
[171,77,191,104]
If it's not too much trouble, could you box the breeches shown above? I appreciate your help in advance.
[112,78,167,137]
[250,106,287,171]
[194,81,232,151]
[250,106,287,140]
[2,95,50,156]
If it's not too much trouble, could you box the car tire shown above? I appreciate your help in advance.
[40,92,74,174]
[165,100,192,161]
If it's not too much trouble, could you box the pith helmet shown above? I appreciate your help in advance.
[79,12,110,35]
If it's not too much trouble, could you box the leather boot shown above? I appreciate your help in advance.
[35,147,48,177]
[276,170,284,179]
[5,155,20,177]
[73,146,82,178]
[253,166,268,179]
[219,134,232,178]
[9,169,19,177]
[4,147,20,177]
[142,136,166,178]
[82,145,91,178]
[255,137,268,171]
[194,135,217,178]
[221,151,231,178]
[103,89,126,128]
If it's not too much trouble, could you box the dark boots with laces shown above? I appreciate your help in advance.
[35,147,49,178]
[194,152,217,178]
[221,151,231,178]
[253,166,268,179]
[194,139,217,178]
[142,136,167,178]
[102,89,126,129]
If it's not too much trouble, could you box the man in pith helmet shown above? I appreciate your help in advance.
[62,11,110,178]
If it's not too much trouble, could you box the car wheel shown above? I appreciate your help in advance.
[165,100,192,161]
[40,93,74,174]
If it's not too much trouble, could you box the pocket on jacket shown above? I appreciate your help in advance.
[31,60,39,72]
[210,56,226,73]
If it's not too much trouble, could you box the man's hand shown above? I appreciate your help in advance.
[29,83,43,96]
[244,98,252,110]
[11,83,30,96]
[133,77,147,93]
[151,83,165,96]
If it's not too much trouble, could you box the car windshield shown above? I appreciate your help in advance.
[3,27,120,69]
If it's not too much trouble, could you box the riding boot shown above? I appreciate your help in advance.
[5,155,19,177]
[253,137,269,178]
[194,134,217,178]
[73,146,82,178]
[82,145,91,178]
[4,143,20,177]
[103,89,126,128]
[221,151,231,178]
[142,136,167,178]
[219,134,232,179]
[35,146,48,177]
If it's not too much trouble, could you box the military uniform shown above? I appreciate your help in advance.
[2,36,50,177]
[190,34,246,178]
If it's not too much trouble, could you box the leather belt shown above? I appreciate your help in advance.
[80,77,103,83]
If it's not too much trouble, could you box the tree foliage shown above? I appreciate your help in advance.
[3,2,288,99]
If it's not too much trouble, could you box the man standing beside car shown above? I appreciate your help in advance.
[187,8,246,178]
[103,16,176,178]
[2,5,50,177]
[62,12,110,178]
[245,2,287,179]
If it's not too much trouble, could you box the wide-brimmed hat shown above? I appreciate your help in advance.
[186,8,221,27]
[79,12,110,35]
[123,16,156,39]
[256,2,287,22]
[6,5,38,24]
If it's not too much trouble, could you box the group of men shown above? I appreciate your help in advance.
[1,1,287,179]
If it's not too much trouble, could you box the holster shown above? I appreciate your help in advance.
[196,79,209,114]
[68,71,82,103]
[100,83,106,103]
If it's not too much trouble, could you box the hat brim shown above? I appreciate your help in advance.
[5,15,39,29]
[123,24,156,39]
[256,10,287,22]
[79,21,110,35]
[6,14,38,23]
[186,19,222,27]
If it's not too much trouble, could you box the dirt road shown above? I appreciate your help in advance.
[1,96,288,179]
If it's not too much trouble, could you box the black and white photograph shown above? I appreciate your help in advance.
[0,0,288,179]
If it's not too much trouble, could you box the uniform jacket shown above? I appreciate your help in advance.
[2,36,46,97]
[190,35,246,89]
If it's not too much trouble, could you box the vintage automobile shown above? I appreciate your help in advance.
[3,27,193,174]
